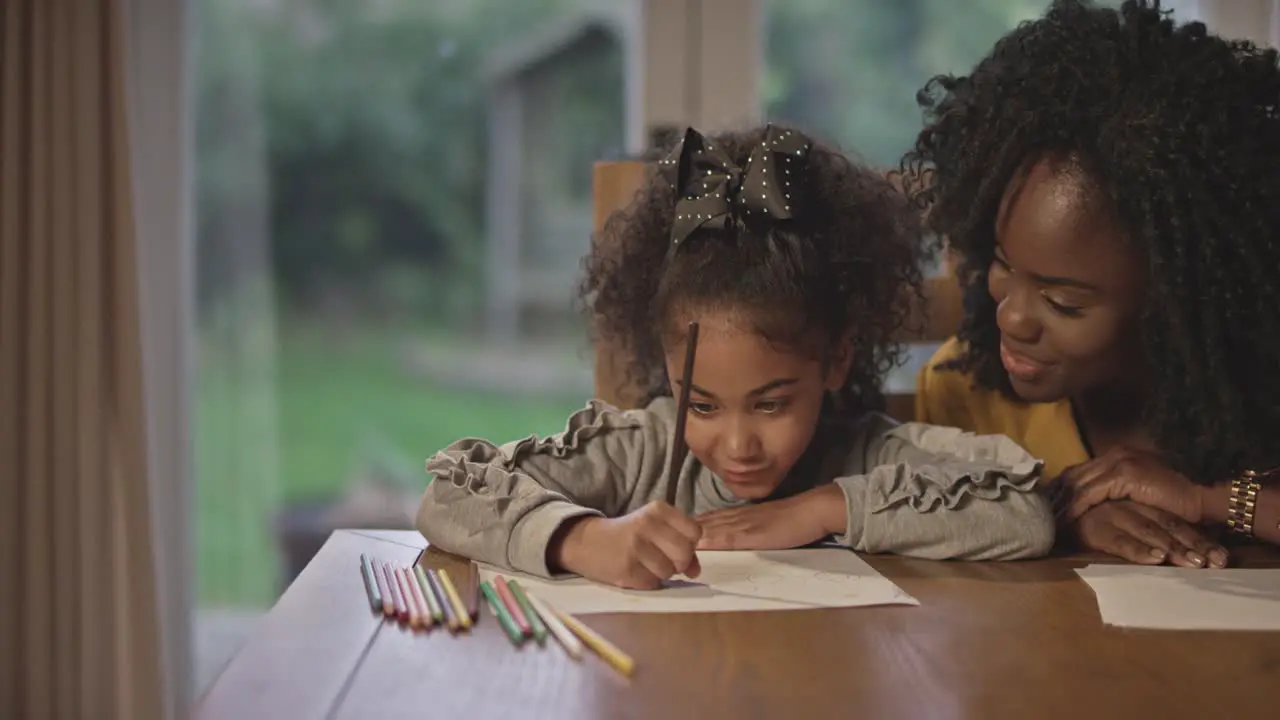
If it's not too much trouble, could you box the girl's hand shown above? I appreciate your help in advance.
[1072,500,1228,568]
[1050,447,1204,523]
[695,484,843,550]
[550,501,703,590]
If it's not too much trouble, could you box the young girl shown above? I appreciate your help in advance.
[904,0,1280,566]
[417,124,1054,589]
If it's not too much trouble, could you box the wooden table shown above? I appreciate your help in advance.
[196,530,1280,719]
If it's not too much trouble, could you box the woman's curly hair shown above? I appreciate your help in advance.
[579,125,925,420]
[900,0,1280,481]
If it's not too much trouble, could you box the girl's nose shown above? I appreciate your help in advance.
[723,415,762,462]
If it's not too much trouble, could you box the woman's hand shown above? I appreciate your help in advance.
[1072,500,1228,568]
[1049,447,1204,523]
[695,484,843,550]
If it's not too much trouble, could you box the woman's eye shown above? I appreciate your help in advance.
[1042,294,1084,317]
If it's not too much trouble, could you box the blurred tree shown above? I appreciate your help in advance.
[196,0,1059,317]
[765,0,1048,167]
[196,0,583,316]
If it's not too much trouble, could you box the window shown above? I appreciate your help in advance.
[193,0,624,690]
[191,0,1148,693]
[764,0,1113,167]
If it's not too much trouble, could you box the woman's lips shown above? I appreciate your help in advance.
[1000,342,1051,381]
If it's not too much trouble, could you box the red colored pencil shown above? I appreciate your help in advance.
[381,561,408,623]
[494,576,532,635]
[370,558,394,617]
[402,567,435,629]
[395,568,423,628]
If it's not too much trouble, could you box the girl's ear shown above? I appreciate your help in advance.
[823,333,855,391]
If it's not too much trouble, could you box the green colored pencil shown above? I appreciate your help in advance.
[480,580,524,647]
[506,579,547,645]
[413,565,444,624]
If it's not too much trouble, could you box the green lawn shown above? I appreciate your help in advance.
[195,324,584,607]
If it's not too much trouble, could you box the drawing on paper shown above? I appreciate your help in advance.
[479,549,919,615]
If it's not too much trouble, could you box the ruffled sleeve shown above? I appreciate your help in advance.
[417,400,673,578]
[830,414,1055,560]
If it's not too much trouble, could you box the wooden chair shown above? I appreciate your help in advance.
[590,160,961,422]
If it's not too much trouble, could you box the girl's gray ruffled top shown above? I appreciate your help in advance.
[417,398,1056,579]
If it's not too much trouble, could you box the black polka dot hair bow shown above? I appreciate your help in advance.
[657,124,814,246]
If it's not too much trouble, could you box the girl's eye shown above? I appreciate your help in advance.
[1042,293,1084,317]
[689,401,717,416]
[756,399,788,414]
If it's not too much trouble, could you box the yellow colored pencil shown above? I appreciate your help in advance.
[554,605,634,676]
[525,592,583,660]
[437,568,473,630]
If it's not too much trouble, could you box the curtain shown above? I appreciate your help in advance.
[0,0,165,717]
[125,0,194,714]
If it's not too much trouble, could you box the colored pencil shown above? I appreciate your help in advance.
[466,560,481,620]
[438,568,473,630]
[401,567,433,629]
[506,579,547,645]
[394,567,423,628]
[480,581,525,647]
[426,568,461,632]
[555,606,634,676]
[525,592,583,660]
[493,576,532,636]
[359,554,383,614]
[666,321,699,500]
[381,561,408,623]
[371,557,394,617]
[413,565,444,624]
[406,567,434,628]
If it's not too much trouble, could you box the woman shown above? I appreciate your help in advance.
[903,0,1280,566]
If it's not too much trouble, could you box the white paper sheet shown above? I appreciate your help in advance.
[1075,564,1280,631]
[480,549,919,615]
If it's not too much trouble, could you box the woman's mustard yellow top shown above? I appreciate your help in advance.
[915,337,1090,480]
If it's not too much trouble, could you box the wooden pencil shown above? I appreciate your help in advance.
[493,576,532,636]
[359,554,384,615]
[667,321,699,491]
[381,561,408,623]
[466,560,481,620]
[525,592,582,660]
[506,579,548,645]
[438,568,473,630]
[394,567,423,628]
[480,581,525,647]
[426,568,461,632]
[413,565,444,624]
[555,606,635,677]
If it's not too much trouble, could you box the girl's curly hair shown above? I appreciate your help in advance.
[900,0,1280,481]
[579,125,925,419]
